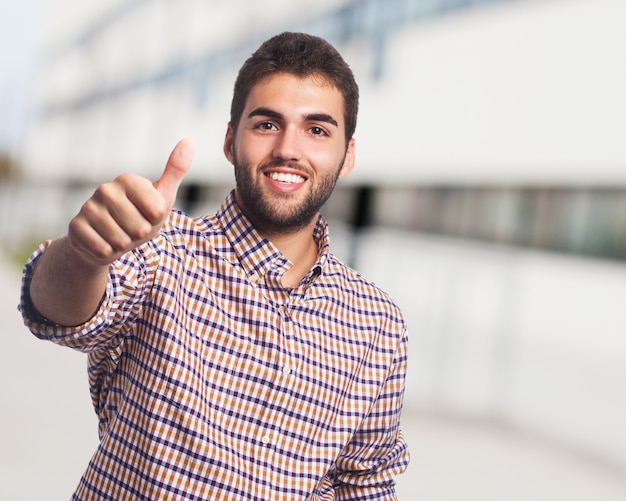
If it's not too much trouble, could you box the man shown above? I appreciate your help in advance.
[20,32,409,500]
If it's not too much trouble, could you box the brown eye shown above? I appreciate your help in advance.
[257,122,277,131]
[310,126,326,136]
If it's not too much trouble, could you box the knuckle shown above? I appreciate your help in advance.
[143,197,168,224]
[78,198,99,220]
[93,182,118,204]
[109,233,133,253]
[114,172,134,185]
[129,221,153,242]
[90,244,113,261]
[67,216,83,235]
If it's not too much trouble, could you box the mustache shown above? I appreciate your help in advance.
[260,159,311,175]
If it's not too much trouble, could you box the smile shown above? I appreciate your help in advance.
[267,172,306,184]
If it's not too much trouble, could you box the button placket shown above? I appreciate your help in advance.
[278,302,295,376]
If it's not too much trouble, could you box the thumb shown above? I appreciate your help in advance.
[154,137,196,206]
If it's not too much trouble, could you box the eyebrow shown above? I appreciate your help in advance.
[247,107,339,128]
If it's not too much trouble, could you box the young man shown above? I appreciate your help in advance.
[20,32,409,500]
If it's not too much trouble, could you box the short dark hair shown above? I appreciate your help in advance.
[230,32,359,144]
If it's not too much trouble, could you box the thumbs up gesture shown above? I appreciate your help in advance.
[67,138,196,267]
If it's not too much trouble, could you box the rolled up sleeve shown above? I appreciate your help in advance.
[19,239,158,353]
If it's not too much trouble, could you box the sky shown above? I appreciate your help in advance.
[0,0,48,154]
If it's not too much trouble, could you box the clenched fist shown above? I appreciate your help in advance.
[29,138,197,326]
[68,138,196,266]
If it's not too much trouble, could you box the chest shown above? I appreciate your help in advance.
[136,262,391,448]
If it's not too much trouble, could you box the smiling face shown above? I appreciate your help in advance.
[224,72,355,235]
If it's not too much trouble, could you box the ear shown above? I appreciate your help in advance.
[338,138,355,179]
[223,122,234,164]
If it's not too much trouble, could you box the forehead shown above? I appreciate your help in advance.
[244,72,345,119]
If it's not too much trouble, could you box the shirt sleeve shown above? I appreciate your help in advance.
[19,239,159,354]
[325,328,411,500]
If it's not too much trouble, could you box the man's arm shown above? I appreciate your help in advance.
[28,138,196,327]
[330,329,410,500]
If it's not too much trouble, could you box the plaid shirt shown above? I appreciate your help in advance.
[21,192,409,500]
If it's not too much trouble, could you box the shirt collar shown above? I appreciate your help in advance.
[214,191,330,287]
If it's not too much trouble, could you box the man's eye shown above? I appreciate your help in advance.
[257,122,276,131]
[310,126,327,136]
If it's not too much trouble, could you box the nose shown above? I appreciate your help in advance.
[272,126,302,162]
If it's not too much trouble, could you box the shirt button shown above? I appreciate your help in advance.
[282,365,292,375]
[261,434,271,445]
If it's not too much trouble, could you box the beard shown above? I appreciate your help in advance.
[233,156,345,234]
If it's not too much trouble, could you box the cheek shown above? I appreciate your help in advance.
[314,147,346,174]
[237,136,272,164]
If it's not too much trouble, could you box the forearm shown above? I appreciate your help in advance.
[29,236,110,327]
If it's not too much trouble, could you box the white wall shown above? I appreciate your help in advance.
[342,225,626,468]
[355,0,626,184]
[19,0,626,185]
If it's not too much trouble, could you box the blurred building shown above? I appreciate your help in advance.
[4,0,626,485]
[9,0,626,260]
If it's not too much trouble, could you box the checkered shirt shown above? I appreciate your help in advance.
[21,191,409,500]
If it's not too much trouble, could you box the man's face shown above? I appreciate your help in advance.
[224,72,355,234]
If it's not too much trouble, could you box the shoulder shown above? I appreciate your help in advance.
[160,209,219,239]
[140,209,237,276]
[155,209,228,253]
[322,253,406,329]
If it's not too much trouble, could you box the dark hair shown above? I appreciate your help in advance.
[230,32,359,143]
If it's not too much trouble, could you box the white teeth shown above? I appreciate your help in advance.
[268,172,305,184]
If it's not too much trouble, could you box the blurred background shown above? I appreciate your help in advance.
[2,0,626,499]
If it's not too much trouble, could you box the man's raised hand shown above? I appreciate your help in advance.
[67,138,196,267]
